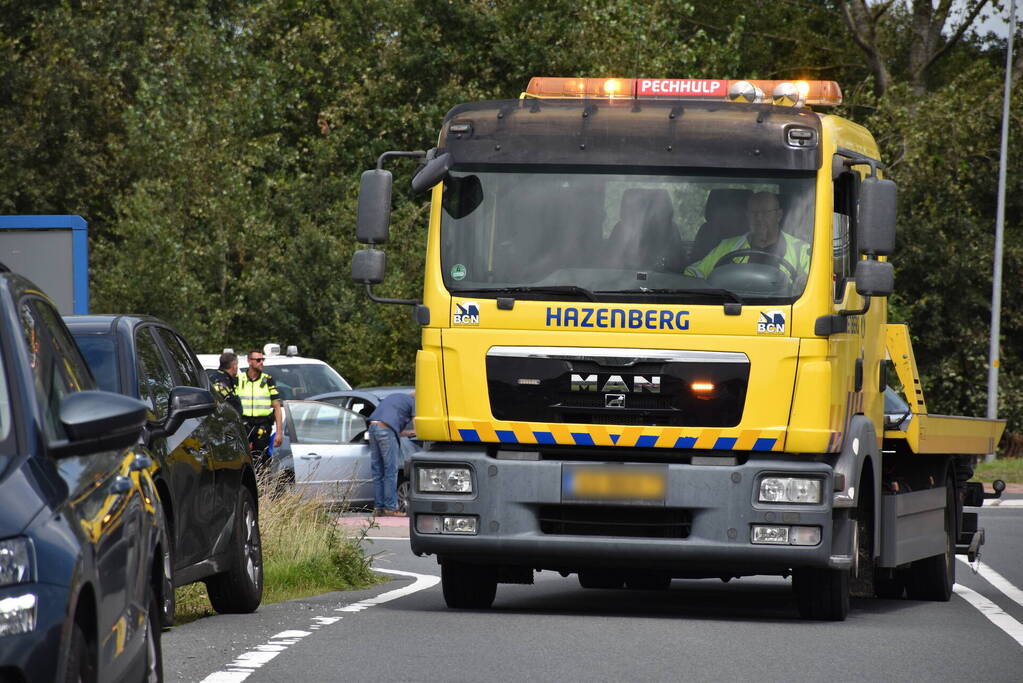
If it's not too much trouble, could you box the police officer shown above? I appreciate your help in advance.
[238,348,283,467]
[209,351,242,414]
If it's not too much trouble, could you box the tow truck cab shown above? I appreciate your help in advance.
[352,77,1006,620]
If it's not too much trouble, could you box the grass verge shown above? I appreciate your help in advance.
[971,457,1023,484]
[174,476,381,625]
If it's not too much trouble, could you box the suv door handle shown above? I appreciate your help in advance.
[300,454,321,460]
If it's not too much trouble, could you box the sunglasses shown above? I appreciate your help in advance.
[249,357,265,363]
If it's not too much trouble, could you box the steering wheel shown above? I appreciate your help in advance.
[711,248,798,283]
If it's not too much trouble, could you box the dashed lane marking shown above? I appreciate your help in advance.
[984,499,1023,507]
[199,569,438,682]
[953,584,1023,649]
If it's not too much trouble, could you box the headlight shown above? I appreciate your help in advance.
[417,467,473,494]
[0,594,37,637]
[0,538,33,587]
[758,477,822,504]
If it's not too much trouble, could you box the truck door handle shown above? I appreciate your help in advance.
[301,454,321,460]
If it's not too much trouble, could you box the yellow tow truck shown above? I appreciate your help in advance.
[351,76,1006,620]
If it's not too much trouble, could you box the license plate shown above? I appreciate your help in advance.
[562,465,667,502]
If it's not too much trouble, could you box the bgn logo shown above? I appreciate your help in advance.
[453,301,480,325]
[571,374,661,394]
[757,310,786,334]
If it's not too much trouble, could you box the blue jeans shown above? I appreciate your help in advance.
[368,423,399,510]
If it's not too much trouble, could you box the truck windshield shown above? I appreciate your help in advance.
[441,169,816,302]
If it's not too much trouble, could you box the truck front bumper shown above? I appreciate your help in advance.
[409,449,850,575]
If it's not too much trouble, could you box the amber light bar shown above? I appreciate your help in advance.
[524,77,843,106]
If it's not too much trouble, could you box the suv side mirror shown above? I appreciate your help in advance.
[411,152,452,194]
[854,259,894,297]
[858,177,896,256]
[356,170,393,244]
[162,386,216,437]
[54,391,148,458]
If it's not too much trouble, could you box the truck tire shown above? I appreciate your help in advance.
[207,488,264,613]
[904,477,955,602]
[793,567,849,621]
[441,561,497,609]
[578,570,625,589]
[850,488,875,598]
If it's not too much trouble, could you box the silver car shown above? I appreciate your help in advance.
[280,400,420,511]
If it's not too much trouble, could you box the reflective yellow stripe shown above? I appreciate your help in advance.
[238,373,276,417]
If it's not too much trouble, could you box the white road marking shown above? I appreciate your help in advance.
[957,557,1023,609]
[953,584,1023,648]
[199,569,438,682]
[984,499,1023,507]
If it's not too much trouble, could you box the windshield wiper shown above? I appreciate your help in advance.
[613,288,745,304]
[454,285,599,302]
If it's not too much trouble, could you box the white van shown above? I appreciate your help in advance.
[198,343,351,401]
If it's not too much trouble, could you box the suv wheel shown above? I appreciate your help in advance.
[63,622,95,683]
[145,584,164,682]
[207,487,263,613]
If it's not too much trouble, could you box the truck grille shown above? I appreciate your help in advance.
[538,505,692,539]
[486,347,749,427]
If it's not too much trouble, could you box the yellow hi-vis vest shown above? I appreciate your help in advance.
[238,372,279,418]
[684,232,810,279]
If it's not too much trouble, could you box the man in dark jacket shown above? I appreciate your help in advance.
[367,391,415,516]
[210,351,242,414]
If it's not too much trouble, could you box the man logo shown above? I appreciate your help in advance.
[453,301,480,325]
[757,309,786,334]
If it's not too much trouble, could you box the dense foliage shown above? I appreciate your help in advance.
[1,0,1018,445]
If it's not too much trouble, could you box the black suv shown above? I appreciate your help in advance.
[65,315,263,622]
[0,270,166,681]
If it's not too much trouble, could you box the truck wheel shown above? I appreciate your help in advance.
[850,488,875,598]
[625,572,672,591]
[441,561,497,609]
[793,567,849,621]
[578,570,625,589]
[207,488,264,613]
[904,477,955,602]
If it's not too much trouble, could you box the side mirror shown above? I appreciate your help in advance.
[411,152,452,194]
[858,177,896,256]
[351,248,386,284]
[54,391,147,458]
[163,386,216,437]
[356,170,393,244]
[854,259,894,297]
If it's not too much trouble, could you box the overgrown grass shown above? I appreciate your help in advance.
[972,457,1023,484]
[174,476,382,625]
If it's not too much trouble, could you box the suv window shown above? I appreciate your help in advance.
[19,298,93,441]
[136,327,174,420]
[155,328,203,388]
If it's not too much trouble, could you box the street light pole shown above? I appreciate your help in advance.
[987,0,1016,463]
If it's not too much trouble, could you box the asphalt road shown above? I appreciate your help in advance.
[164,500,1023,683]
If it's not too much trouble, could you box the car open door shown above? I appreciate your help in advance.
[288,401,373,505]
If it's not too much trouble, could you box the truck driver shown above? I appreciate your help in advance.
[684,191,810,281]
